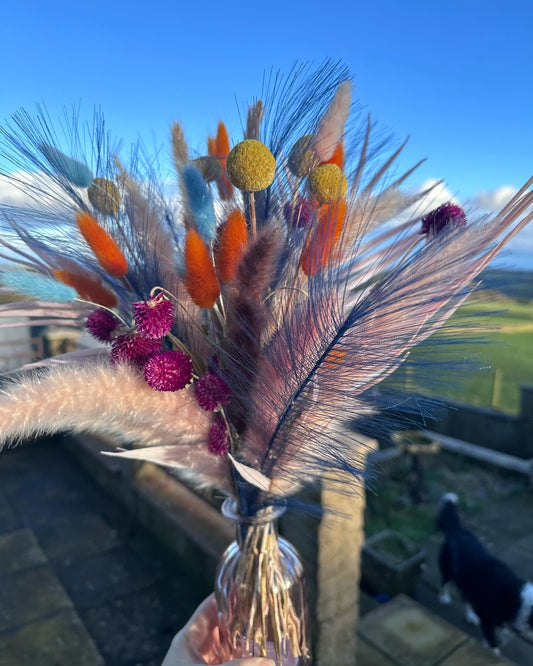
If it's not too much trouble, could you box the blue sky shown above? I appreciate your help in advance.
[0,0,532,266]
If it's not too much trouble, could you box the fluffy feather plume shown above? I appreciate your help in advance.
[54,269,118,308]
[312,80,352,161]
[76,212,128,277]
[40,143,94,187]
[181,165,217,244]
[300,200,347,276]
[222,227,281,433]
[170,121,189,168]
[215,210,249,282]
[184,228,220,308]
[0,270,77,302]
[0,363,229,490]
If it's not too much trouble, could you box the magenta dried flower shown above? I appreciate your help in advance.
[133,294,174,339]
[194,373,231,411]
[421,203,467,238]
[208,414,230,456]
[144,351,193,391]
[110,334,160,366]
[86,309,120,342]
[283,198,312,228]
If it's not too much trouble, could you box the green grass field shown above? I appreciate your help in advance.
[391,296,533,414]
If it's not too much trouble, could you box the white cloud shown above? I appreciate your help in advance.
[0,171,72,211]
[471,185,518,213]
[0,173,35,208]
[410,178,458,217]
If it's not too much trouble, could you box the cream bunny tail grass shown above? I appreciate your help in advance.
[0,363,230,490]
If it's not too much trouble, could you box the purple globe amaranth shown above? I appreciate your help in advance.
[208,414,230,456]
[132,294,174,339]
[421,203,467,239]
[110,334,160,367]
[143,350,193,391]
[194,372,231,411]
[86,308,120,342]
[283,197,312,228]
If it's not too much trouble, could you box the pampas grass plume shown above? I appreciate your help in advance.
[54,269,118,308]
[301,199,347,276]
[181,165,217,244]
[313,81,352,162]
[184,228,220,308]
[1,270,77,302]
[76,212,128,277]
[215,210,249,282]
[39,143,94,187]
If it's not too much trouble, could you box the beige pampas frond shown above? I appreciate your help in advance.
[0,362,229,490]
[312,80,352,161]
[170,121,189,169]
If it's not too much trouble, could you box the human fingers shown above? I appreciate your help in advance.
[220,657,276,666]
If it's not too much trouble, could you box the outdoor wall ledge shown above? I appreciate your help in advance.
[63,433,233,577]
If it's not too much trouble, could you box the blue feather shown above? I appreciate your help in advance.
[181,164,217,244]
[1,271,77,302]
[39,143,94,188]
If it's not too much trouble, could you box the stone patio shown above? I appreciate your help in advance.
[358,595,513,665]
[2,435,532,664]
[0,438,210,666]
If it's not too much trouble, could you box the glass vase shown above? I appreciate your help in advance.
[215,498,311,665]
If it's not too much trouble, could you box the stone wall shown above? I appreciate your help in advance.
[419,385,533,459]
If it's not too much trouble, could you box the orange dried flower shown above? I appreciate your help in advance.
[216,122,231,158]
[208,124,233,200]
[75,212,128,277]
[215,210,249,282]
[54,269,118,308]
[207,136,217,157]
[184,229,220,308]
[323,141,345,169]
[300,199,347,276]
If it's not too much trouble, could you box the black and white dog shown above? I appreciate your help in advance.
[436,492,533,651]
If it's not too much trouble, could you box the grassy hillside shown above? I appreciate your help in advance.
[390,291,533,414]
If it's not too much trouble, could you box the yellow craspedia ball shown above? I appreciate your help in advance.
[226,140,276,192]
[287,135,316,177]
[308,163,348,204]
[87,178,121,217]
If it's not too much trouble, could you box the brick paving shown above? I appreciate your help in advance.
[0,438,210,666]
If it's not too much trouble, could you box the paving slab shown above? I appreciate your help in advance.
[358,595,467,666]
[80,584,205,664]
[470,494,533,553]
[0,609,104,666]
[33,511,120,561]
[439,638,513,665]
[0,528,47,574]
[356,636,396,665]
[0,565,73,632]
[0,503,21,535]
[54,545,158,609]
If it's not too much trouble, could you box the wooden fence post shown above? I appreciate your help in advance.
[282,433,377,665]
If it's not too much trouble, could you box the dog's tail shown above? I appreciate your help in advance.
[436,492,461,533]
